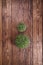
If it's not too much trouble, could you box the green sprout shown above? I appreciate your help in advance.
[15,34,30,48]
[17,23,26,32]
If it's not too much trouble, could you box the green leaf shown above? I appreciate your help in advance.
[15,34,30,48]
[17,23,26,32]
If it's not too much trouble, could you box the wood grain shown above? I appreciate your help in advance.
[0,0,42,65]
[2,0,12,65]
[12,0,25,65]
[33,0,42,65]
[11,0,33,65]
[0,0,2,65]
[23,0,33,65]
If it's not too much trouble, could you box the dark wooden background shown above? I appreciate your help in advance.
[0,0,42,65]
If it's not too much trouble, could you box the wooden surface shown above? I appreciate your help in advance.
[0,0,42,65]
[0,0,2,65]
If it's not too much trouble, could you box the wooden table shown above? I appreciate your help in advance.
[0,0,43,65]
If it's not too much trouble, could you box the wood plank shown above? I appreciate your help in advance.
[12,0,25,65]
[0,0,2,65]
[23,0,33,65]
[12,0,33,65]
[2,0,12,65]
[38,1,42,64]
[33,0,42,65]
[12,0,20,65]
